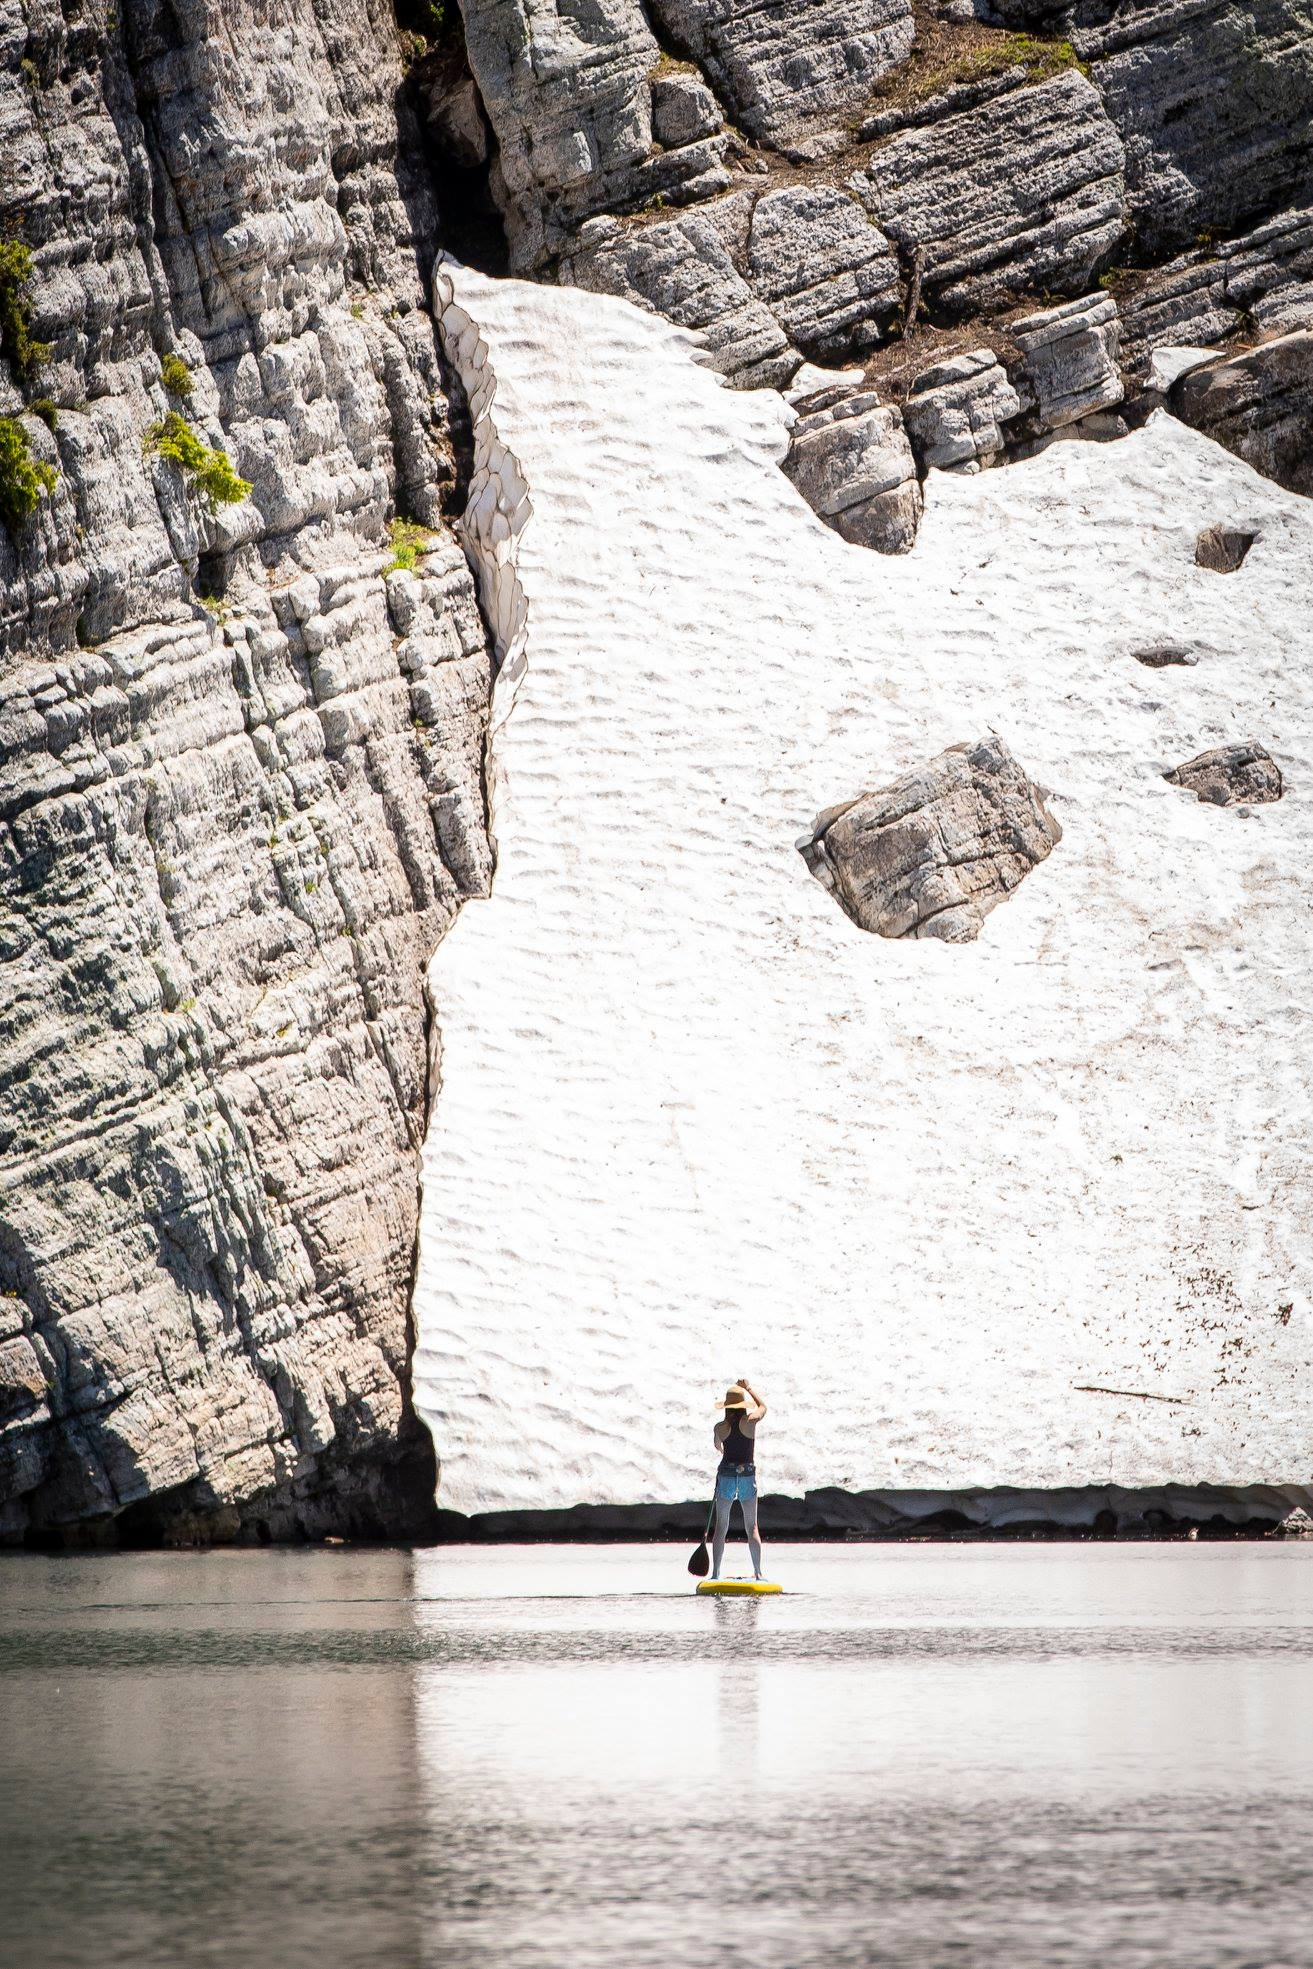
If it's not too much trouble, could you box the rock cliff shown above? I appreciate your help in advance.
[1,0,494,1543]
[5,0,1313,1540]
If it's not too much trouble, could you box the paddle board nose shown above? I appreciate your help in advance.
[696,1580,782,1595]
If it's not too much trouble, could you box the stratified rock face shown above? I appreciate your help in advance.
[745,186,901,361]
[1073,0,1313,258]
[798,736,1062,942]
[457,0,730,268]
[647,0,915,150]
[0,0,495,1543]
[783,386,921,552]
[852,73,1126,313]
[561,199,800,386]
[1164,743,1284,805]
[1169,331,1313,496]
[902,351,1023,471]
[650,67,723,148]
[1010,294,1124,431]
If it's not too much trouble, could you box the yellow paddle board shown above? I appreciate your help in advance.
[696,1579,782,1595]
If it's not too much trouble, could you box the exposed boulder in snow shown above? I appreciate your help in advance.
[902,350,1022,470]
[1132,642,1200,667]
[1010,293,1124,431]
[852,73,1126,314]
[1164,743,1284,807]
[783,387,921,553]
[1169,331,1313,496]
[650,68,723,147]
[1073,0,1313,259]
[1195,524,1257,572]
[646,0,915,151]
[561,201,799,387]
[745,186,902,360]
[798,736,1062,943]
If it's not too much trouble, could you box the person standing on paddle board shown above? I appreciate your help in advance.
[712,1380,766,1580]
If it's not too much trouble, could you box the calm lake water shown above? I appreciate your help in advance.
[2,1543,1312,1968]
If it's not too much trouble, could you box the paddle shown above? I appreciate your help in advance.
[687,1495,716,1577]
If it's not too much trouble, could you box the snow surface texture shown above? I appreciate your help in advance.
[417,265,1313,1516]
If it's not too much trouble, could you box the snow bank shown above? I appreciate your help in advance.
[418,266,1313,1515]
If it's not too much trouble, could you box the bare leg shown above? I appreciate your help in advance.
[712,1493,732,1577]
[740,1492,763,1579]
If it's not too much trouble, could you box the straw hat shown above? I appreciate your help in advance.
[717,1385,750,1412]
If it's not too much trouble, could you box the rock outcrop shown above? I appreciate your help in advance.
[744,186,901,361]
[1164,743,1284,805]
[647,0,915,151]
[852,73,1126,314]
[562,200,800,387]
[457,0,731,269]
[1072,0,1313,259]
[902,350,1023,471]
[798,736,1062,942]
[0,0,496,1544]
[783,384,921,551]
[1010,294,1124,431]
[1169,331,1313,496]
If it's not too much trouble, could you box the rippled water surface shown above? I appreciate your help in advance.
[3,1543,1312,1968]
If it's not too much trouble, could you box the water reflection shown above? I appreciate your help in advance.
[2,1544,1312,1969]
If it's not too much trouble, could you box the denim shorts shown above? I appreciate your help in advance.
[715,1467,757,1505]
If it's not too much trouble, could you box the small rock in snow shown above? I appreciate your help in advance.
[1164,743,1283,806]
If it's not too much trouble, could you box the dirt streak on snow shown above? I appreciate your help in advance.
[416,266,1313,1515]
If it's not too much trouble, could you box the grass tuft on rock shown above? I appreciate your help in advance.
[0,414,58,534]
[385,516,434,572]
[144,411,251,511]
[861,21,1087,125]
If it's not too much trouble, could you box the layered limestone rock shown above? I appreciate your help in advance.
[1169,331,1313,496]
[561,200,800,387]
[744,186,901,361]
[852,73,1126,314]
[1072,0,1313,258]
[456,0,730,268]
[798,736,1062,941]
[901,350,1023,471]
[0,0,495,1543]
[647,0,915,152]
[1010,294,1124,431]
[782,385,921,552]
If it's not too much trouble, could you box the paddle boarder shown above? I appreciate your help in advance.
[711,1379,766,1580]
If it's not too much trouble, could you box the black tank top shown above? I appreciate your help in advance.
[718,1414,755,1470]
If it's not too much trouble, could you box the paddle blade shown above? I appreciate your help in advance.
[687,1539,710,1577]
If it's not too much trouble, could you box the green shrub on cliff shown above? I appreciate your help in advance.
[160,353,195,398]
[0,239,52,384]
[0,415,58,534]
[144,411,251,512]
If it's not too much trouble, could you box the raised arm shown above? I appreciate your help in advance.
[738,1376,767,1421]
